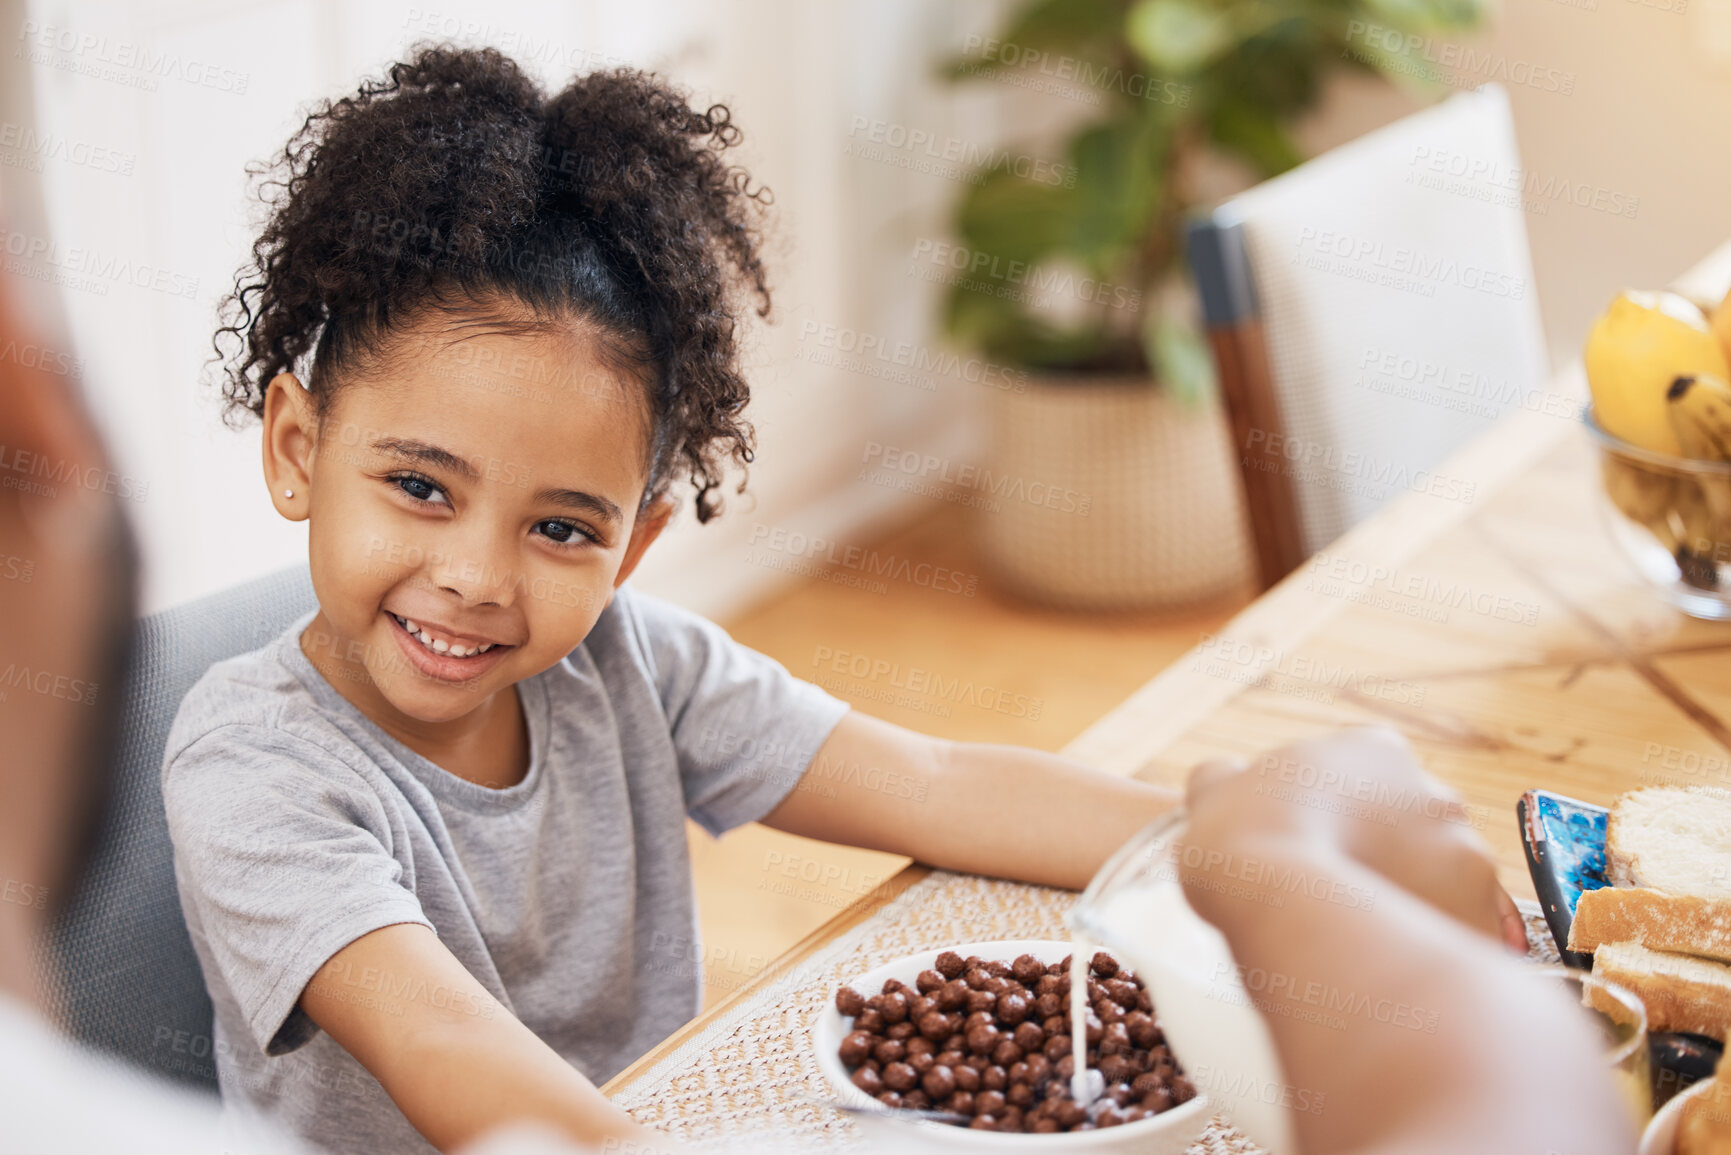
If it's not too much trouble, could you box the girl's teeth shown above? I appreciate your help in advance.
[394,613,495,657]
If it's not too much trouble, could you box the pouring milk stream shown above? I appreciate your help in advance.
[1066,811,1298,1153]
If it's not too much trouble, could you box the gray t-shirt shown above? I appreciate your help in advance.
[162,587,847,1155]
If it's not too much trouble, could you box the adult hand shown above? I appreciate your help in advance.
[1172,727,1634,1155]
[1183,727,1528,951]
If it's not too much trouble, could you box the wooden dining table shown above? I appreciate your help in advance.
[602,239,1731,1147]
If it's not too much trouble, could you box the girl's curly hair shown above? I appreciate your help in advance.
[213,45,771,522]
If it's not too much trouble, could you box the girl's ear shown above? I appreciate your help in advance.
[612,494,677,592]
[261,372,316,521]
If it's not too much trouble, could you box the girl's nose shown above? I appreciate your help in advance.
[429,537,518,608]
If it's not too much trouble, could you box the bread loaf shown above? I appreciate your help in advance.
[1608,786,1731,899]
[1591,941,1731,1038]
[1569,886,1731,963]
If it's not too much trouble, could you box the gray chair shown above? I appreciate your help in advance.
[38,566,317,1092]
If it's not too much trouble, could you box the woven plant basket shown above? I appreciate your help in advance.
[975,376,1252,609]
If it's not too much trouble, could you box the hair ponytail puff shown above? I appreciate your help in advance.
[539,71,771,521]
[382,45,541,110]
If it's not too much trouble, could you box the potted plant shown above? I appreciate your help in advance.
[942,0,1487,609]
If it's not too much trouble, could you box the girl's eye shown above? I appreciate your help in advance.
[534,519,595,547]
[392,474,449,505]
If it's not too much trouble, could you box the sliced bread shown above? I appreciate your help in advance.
[1592,941,1731,1038]
[1608,786,1731,899]
[1569,886,1731,963]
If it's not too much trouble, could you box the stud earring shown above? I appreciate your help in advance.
[284,489,294,498]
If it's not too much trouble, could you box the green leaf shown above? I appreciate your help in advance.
[1209,97,1304,177]
[1145,314,1217,407]
[955,167,1078,267]
[1361,0,1489,31]
[1204,16,1330,115]
[1126,0,1235,75]
[1001,0,1125,51]
[1004,326,1121,371]
[942,0,1122,83]
[943,278,1016,348]
[943,281,1098,370]
[1066,118,1164,268]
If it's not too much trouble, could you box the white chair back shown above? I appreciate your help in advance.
[1209,84,1549,556]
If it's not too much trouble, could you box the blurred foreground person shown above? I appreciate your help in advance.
[0,267,262,1150]
[0,265,593,1155]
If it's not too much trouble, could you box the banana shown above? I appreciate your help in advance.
[1602,455,1679,549]
[1670,479,1717,548]
[1600,452,1724,589]
[1668,374,1731,462]
[1671,480,1724,591]
[1665,375,1731,588]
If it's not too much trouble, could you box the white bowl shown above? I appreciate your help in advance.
[1641,1079,1716,1155]
[812,939,1212,1154]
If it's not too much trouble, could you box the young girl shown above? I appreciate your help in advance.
[163,46,1179,1155]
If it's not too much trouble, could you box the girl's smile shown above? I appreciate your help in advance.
[384,610,513,683]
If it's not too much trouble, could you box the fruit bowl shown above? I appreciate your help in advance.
[1587,407,1731,620]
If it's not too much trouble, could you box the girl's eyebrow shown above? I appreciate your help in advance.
[371,437,478,479]
[536,487,623,525]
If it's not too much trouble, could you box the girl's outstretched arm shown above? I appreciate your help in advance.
[300,924,680,1155]
[765,713,1526,951]
[762,710,1179,891]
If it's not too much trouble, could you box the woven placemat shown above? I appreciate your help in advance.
[615,873,1557,1152]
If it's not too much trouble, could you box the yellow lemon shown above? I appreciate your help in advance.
[1586,290,1730,456]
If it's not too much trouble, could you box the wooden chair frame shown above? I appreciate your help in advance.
[1188,218,1308,590]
